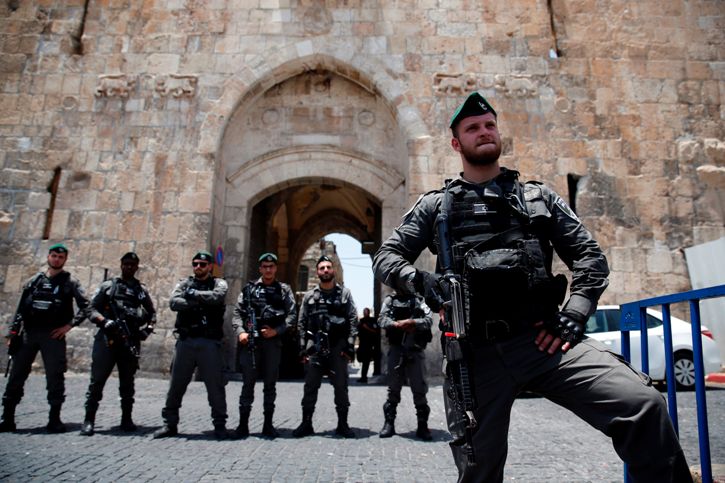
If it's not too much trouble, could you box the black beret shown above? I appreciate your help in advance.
[449,91,497,129]
[121,252,139,263]
[317,255,333,266]
[192,251,214,263]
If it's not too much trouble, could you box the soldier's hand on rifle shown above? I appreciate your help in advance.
[184,287,198,300]
[395,319,417,333]
[406,270,448,311]
[534,312,586,354]
[341,343,355,362]
[139,324,154,341]
[260,325,277,338]
[103,319,120,334]
[239,332,250,346]
[50,324,72,340]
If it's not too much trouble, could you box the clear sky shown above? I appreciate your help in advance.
[325,233,373,316]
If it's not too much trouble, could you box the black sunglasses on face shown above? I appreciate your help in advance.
[192,261,209,267]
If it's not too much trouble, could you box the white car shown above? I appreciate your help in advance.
[585,305,722,390]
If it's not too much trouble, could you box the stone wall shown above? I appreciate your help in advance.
[0,0,722,374]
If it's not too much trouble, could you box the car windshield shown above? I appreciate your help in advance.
[586,309,663,333]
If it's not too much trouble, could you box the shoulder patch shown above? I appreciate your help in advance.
[555,197,580,222]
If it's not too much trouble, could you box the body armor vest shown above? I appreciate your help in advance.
[106,278,148,332]
[385,294,433,348]
[248,281,286,328]
[175,277,225,339]
[309,286,348,343]
[23,272,73,327]
[443,170,561,327]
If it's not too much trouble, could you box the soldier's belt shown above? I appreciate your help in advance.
[470,319,534,344]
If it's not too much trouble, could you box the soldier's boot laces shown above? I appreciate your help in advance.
[335,409,356,439]
[0,404,17,433]
[213,424,229,440]
[46,405,66,433]
[120,404,137,432]
[235,408,250,438]
[152,424,178,439]
[379,401,396,438]
[80,407,96,436]
[262,410,278,439]
[292,410,314,438]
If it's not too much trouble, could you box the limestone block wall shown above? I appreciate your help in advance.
[0,1,722,375]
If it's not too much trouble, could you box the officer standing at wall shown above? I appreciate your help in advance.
[0,243,90,433]
[80,252,156,436]
[232,252,296,439]
[373,92,692,482]
[292,255,358,439]
[378,291,433,440]
[153,251,229,440]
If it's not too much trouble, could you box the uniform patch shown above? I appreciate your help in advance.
[555,197,580,222]
[473,203,496,215]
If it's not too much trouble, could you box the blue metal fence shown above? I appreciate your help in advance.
[619,284,725,483]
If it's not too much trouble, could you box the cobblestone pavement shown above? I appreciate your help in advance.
[0,371,723,482]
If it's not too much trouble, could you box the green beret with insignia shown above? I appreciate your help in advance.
[449,91,497,129]
[48,243,68,254]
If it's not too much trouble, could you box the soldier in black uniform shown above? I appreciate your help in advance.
[373,92,692,482]
[80,252,156,436]
[378,291,433,440]
[292,256,358,439]
[0,243,90,433]
[153,251,229,440]
[356,307,379,383]
[232,252,296,439]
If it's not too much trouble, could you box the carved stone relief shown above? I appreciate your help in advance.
[94,74,135,98]
[433,73,539,98]
[155,74,199,98]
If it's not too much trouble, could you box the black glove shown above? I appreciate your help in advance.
[411,270,448,312]
[547,312,585,345]
[139,324,154,341]
[184,287,197,300]
[103,319,120,335]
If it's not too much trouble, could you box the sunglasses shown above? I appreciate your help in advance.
[192,261,209,267]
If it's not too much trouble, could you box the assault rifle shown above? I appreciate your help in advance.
[5,321,23,378]
[437,181,477,466]
[304,311,334,375]
[244,285,259,370]
[104,279,141,368]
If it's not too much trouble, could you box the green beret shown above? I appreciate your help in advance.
[48,243,68,254]
[121,252,139,263]
[192,251,214,263]
[449,91,497,129]
[258,252,278,264]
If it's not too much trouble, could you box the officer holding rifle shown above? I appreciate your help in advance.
[373,92,692,482]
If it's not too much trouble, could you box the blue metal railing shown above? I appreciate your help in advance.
[619,284,725,483]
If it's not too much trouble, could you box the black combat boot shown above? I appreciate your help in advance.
[120,403,137,432]
[335,408,356,439]
[0,404,17,433]
[262,408,278,439]
[235,407,250,438]
[80,407,97,436]
[292,409,314,438]
[152,424,178,439]
[415,404,432,441]
[213,424,229,440]
[379,401,396,438]
[46,404,66,433]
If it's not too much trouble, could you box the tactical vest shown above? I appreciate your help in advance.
[175,277,225,339]
[385,294,433,348]
[442,170,563,326]
[247,281,286,328]
[309,286,349,343]
[105,278,149,332]
[23,272,74,327]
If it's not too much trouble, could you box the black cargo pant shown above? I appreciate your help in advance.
[84,331,138,413]
[301,339,350,412]
[447,328,692,483]
[238,337,282,412]
[386,345,428,409]
[161,336,227,428]
[2,328,66,408]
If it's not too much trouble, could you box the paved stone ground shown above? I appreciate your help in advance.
[0,370,723,482]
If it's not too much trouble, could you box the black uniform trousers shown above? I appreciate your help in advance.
[238,337,282,412]
[301,339,350,412]
[448,328,692,483]
[2,328,66,407]
[161,336,227,428]
[84,331,138,413]
[386,345,428,409]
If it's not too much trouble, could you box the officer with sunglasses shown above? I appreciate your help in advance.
[153,251,229,440]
